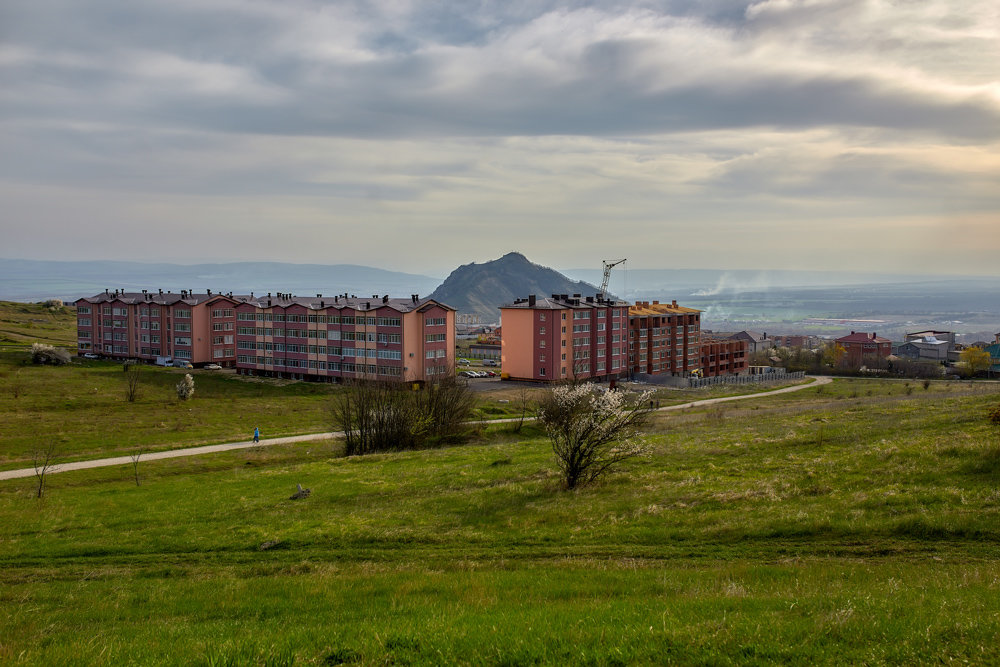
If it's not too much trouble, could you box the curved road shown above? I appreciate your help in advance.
[0,376,832,482]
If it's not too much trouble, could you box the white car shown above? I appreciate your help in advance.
[82,352,99,359]
[203,364,222,370]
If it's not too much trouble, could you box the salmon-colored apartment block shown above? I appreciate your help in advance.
[75,289,238,366]
[234,293,455,383]
[499,294,629,382]
[628,300,703,377]
[77,289,456,382]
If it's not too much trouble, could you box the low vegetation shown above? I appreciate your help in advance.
[1,378,999,664]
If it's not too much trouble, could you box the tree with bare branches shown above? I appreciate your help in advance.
[129,449,144,486]
[124,361,142,402]
[31,441,60,498]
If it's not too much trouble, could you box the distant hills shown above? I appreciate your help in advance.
[0,259,442,303]
[428,252,599,322]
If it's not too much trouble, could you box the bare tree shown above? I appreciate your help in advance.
[31,441,60,499]
[10,370,24,399]
[124,361,142,402]
[511,386,533,433]
[539,384,654,490]
[129,449,144,486]
[335,376,476,456]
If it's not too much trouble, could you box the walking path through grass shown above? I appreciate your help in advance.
[0,376,831,481]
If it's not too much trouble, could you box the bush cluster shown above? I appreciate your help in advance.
[336,377,475,456]
[30,343,71,365]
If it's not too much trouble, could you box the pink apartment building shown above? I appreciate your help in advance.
[234,293,455,382]
[75,289,238,366]
[499,294,629,382]
[76,290,456,382]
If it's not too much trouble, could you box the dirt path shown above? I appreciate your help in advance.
[0,376,831,482]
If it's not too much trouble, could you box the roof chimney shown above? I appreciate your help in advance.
[528,295,537,306]
[382,295,389,304]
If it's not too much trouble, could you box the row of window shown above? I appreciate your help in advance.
[236,313,404,327]
[236,357,403,376]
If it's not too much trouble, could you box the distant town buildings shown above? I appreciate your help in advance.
[76,289,456,382]
[835,331,892,366]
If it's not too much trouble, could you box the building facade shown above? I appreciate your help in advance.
[77,290,456,382]
[75,289,239,366]
[699,337,749,377]
[835,331,893,366]
[628,300,703,377]
[233,293,454,382]
[499,294,629,382]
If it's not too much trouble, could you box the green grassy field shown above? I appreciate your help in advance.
[0,300,77,349]
[2,378,999,665]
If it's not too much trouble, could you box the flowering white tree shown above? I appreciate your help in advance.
[538,384,654,490]
[176,373,195,401]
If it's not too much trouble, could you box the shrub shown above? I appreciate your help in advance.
[989,403,1000,426]
[336,377,476,456]
[176,374,195,400]
[538,384,654,490]
[30,343,71,365]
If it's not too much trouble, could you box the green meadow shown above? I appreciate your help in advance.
[2,372,999,665]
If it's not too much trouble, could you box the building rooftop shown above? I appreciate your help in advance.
[501,294,628,310]
[629,300,700,316]
[836,331,892,344]
[80,290,453,313]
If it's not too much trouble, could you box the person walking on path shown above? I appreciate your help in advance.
[253,427,260,444]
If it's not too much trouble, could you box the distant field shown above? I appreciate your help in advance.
[0,300,77,348]
[1,378,999,664]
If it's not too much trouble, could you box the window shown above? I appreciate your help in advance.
[175,323,191,332]
[539,340,546,349]
[539,313,546,321]
[174,309,191,319]
[425,317,446,327]
[377,317,401,327]
[78,318,91,326]
[78,306,92,314]
[539,327,546,335]
[425,333,446,343]
[539,354,546,362]
[174,337,191,346]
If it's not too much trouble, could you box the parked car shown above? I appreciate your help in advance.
[458,358,471,366]
[82,352,99,359]
[171,359,193,369]
[482,359,498,367]
[484,370,497,377]
[459,370,476,378]
[203,364,222,370]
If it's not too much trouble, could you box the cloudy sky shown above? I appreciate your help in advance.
[2,0,998,276]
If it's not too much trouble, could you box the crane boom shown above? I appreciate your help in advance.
[600,258,626,295]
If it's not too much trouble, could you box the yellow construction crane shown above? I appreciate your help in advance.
[600,258,626,295]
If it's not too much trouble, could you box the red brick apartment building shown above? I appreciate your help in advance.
[628,300,703,377]
[77,290,456,382]
[75,289,238,366]
[699,336,748,377]
[835,331,892,366]
[499,294,629,382]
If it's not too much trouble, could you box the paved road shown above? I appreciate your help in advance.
[0,376,831,482]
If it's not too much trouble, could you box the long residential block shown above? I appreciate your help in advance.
[76,289,456,382]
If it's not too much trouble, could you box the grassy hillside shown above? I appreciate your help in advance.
[0,300,77,348]
[1,379,999,664]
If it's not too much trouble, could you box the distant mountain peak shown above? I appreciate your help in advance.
[428,253,599,323]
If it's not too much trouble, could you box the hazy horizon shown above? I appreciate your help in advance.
[2,2,998,275]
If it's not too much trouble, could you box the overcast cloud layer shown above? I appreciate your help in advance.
[2,0,998,275]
